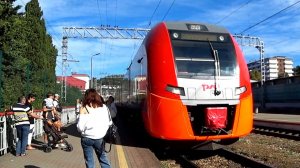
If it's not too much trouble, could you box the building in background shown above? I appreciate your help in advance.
[248,56,294,80]
[70,73,90,90]
[56,72,89,92]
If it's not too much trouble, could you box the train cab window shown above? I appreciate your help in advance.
[171,38,237,78]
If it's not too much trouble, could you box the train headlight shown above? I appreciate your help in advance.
[166,85,185,96]
[173,32,179,39]
[235,86,247,95]
[219,35,225,41]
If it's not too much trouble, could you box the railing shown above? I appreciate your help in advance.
[0,107,76,156]
[0,114,7,155]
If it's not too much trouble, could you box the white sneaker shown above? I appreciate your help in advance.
[59,143,66,147]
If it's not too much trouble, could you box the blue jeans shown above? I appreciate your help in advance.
[81,137,111,168]
[16,124,30,155]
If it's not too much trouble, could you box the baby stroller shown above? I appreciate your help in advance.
[42,119,73,153]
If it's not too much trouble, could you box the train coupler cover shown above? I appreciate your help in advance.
[204,107,227,129]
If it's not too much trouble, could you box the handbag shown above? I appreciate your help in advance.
[103,106,118,152]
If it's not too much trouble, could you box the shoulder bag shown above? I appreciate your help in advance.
[103,106,118,152]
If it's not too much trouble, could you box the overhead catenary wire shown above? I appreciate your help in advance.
[44,19,62,46]
[106,0,108,25]
[161,0,176,21]
[20,0,26,6]
[240,1,300,34]
[56,60,63,70]
[245,4,300,35]
[215,0,253,24]
[96,0,106,66]
[268,37,298,46]
[148,0,162,27]
[96,0,103,24]
[114,0,118,27]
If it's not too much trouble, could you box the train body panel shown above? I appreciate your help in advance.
[146,22,179,99]
[122,22,253,144]
[147,93,193,140]
[232,95,253,136]
[177,78,240,103]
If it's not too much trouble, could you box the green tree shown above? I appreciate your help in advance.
[65,86,84,106]
[293,65,300,76]
[0,0,29,109]
[250,69,261,81]
[24,0,57,100]
[278,72,289,78]
[0,0,57,110]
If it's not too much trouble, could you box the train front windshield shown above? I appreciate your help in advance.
[170,32,237,79]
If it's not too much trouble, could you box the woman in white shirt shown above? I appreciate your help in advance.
[77,89,111,168]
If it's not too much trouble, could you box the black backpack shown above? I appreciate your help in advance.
[55,101,63,112]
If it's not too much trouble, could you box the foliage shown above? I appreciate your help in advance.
[65,86,84,106]
[98,74,124,86]
[278,72,289,78]
[96,74,124,97]
[53,83,83,106]
[0,0,57,111]
[292,65,300,76]
[250,69,261,81]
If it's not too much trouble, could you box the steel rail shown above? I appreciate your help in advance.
[217,148,274,168]
[176,155,199,168]
[253,119,300,140]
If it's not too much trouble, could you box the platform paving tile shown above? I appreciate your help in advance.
[254,113,300,123]
[0,124,113,168]
[0,122,162,168]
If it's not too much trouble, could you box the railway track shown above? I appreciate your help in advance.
[176,155,199,168]
[158,119,300,167]
[253,119,300,140]
[217,148,273,168]
[165,148,273,168]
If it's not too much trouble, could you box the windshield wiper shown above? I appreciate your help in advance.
[208,40,221,96]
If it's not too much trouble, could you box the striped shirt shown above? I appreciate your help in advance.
[12,103,31,125]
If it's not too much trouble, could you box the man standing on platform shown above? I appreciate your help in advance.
[11,96,31,156]
[26,93,43,150]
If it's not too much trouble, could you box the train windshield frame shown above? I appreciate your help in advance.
[169,31,238,79]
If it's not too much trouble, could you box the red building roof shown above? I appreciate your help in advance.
[71,72,89,77]
[57,76,86,90]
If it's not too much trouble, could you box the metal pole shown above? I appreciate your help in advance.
[26,64,30,95]
[90,53,101,89]
[0,50,2,110]
[62,37,68,102]
[61,56,64,100]
[90,56,93,88]
[95,77,97,91]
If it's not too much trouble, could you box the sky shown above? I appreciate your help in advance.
[14,0,300,78]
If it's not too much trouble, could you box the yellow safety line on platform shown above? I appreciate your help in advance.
[116,145,128,168]
[115,132,128,168]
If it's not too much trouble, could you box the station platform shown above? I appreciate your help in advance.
[254,112,300,124]
[0,121,161,168]
[2,112,299,167]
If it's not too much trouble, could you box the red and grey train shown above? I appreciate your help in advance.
[122,22,253,148]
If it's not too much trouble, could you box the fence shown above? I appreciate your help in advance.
[252,75,300,111]
[0,107,76,156]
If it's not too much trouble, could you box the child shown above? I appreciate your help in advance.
[45,95,62,130]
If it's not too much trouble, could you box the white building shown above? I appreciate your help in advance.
[71,72,90,90]
[248,56,294,80]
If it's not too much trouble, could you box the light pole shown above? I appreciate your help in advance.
[90,53,101,88]
[99,72,108,96]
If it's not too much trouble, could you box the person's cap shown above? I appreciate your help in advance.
[55,94,60,97]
